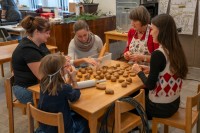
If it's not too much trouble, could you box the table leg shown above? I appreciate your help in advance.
[105,35,109,52]
[33,93,38,107]
[197,91,200,133]
[1,64,4,77]
[88,116,97,133]
[50,49,56,53]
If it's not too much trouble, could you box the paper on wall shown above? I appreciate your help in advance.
[158,0,170,14]
[169,0,197,35]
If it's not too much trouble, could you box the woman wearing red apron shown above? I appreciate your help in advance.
[124,6,159,68]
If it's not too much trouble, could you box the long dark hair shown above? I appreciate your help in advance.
[151,14,188,79]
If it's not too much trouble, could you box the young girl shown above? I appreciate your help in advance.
[36,53,89,133]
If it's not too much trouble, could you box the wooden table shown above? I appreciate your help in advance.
[0,25,26,37]
[28,60,144,133]
[104,30,128,52]
[0,44,57,76]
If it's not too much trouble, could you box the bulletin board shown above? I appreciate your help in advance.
[198,0,200,36]
[169,0,197,35]
[158,0,170,14]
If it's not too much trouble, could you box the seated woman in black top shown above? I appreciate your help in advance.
[12,15,51,104]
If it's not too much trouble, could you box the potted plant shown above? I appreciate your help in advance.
[82,0,99,14]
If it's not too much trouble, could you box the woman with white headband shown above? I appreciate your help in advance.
[36,53,89,133]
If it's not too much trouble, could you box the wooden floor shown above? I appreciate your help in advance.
[0,62,199,133]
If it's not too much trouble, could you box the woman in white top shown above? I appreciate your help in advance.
[68,20,103,67]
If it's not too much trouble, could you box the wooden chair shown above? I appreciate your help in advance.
[197,84,200,133]
[0,40,18,77]
[4,76,27,133]
[98,43,107,58]
[27,103,65,133]
[152,85,200,133]
[115,89,145,133]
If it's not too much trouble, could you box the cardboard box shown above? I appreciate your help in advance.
[69,2,76,13]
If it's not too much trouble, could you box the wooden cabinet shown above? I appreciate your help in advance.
[46,16,116,54]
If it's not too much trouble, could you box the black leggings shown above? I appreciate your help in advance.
[145,96,180,120]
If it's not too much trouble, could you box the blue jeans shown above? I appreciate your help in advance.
[71,111,89,133]
[12,85,33,104]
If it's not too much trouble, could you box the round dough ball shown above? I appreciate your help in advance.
[105,75,111,80]
[123,73,128,78]
[95,75,101,80]
[96,70,101,75]
[111,76,117,82]
[96,84,106,90]
[126,78,132,83]
[118,71,124,75]
[81,69,86,74]
[118,79,125,83]
[105,89,114,94]
[93,73,97,78]
[121,82,127,88]
[77,73,82,78]
[100,74,104,79]
[116,63,120,67]
[107,70,113,74]
[113,72,119,79]
[102,65,108,69]
[126,81,131,85]
[84,74,90,80]
[102,69,107,74]
[88,69,93,75]
[130,73,136,77]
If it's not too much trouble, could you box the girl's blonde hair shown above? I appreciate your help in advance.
[39,53,66,96]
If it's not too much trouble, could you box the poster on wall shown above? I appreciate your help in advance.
[169,0,197,35]
[199,0,200,36]
[158,0,170,14]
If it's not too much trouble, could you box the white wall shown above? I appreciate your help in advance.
[79,0,116,14]
[96,0,116,14]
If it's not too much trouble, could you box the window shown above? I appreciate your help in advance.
[17,0,30,7]
[17,0,80,11]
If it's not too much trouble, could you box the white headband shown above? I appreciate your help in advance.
[48,67,62,84]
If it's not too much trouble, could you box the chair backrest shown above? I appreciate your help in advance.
[197,84,200,133]
[115,89,145,114]
[185,86,200,129]
[4,76,27,133]
[4,76,15,109]
[27,103,65,133]
[115,89,145,132]
[0,39,18,46]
